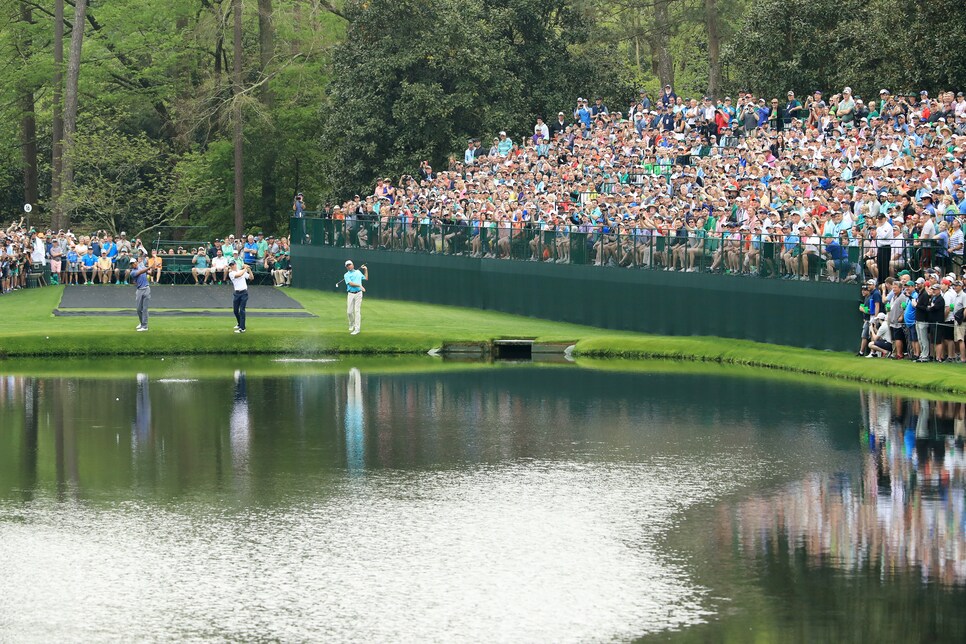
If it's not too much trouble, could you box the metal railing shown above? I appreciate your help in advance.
[292,216,959,282]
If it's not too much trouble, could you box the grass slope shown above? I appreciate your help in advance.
[1,285,964,395]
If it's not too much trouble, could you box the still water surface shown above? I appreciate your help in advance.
[0,360,964,642]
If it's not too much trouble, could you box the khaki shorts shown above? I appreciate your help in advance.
[955,323,966,343]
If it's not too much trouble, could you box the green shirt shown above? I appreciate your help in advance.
[256,239,268,259]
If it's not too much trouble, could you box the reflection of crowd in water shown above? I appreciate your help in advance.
[732,392,966,586]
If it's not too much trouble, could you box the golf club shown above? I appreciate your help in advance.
[335,278,345,290]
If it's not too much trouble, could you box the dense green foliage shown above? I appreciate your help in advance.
[321,0,629,196]
[1,0,963,232]
[728,0,966,100]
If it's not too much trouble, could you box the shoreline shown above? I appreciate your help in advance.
[1,286,964,396]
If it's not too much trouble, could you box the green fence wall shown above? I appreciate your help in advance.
[292,243,859,352]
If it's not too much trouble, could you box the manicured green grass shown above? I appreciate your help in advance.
[1,285,965,395]
[0,286,590,357]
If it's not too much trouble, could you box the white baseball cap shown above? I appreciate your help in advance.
[344,260,353,266]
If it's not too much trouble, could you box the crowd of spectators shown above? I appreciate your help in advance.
[0,220,292,293]
[315,86,965,281]
[306,84,966,361]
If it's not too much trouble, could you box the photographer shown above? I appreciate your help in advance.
[293,193,305,218]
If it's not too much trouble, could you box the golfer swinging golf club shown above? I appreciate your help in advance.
[344,259,368,335]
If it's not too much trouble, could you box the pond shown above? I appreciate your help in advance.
[0,358,964,642]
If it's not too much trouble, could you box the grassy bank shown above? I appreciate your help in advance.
[1,286,965,395]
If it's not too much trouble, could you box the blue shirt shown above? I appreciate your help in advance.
[903,293,917,325]
[243,242,258,264]
[82,253,97,267]
[103,241,117,259]
[825,241,847,261]
[344,269,365,293]
[133,260,149,289]
[866,290,882,317]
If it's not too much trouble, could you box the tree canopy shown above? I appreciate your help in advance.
[0,0,962,234]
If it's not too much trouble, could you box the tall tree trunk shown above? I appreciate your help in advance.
[705,0,722,99]
[62,0,88,229]
[233,0,244,238]
[19,3,39,210]
[291,0,303,55]
[213,0,224,129]
[651,0,674,88]
[257,0,277,232]
[51,0,65,229]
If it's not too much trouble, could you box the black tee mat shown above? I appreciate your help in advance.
[55,285,314,318]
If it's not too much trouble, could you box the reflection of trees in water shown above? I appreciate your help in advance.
[728,393,966,586]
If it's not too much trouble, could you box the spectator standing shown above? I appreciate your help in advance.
[591,98,608,119]
[927,283,947,361]
[784,91,803,126]
[534,117,549,142]
[887,281,909,359]
[243,235,258,266]
[660,85,676,107]
[49,240,63,285]
[66,244,79,285]
[550,111,568,138]
[875,212,894,283]
[496,131,513,157]
[117,232,132,255]
[575,99,592,132]
[102,235,117,261]
[858,281,881,356]
[952,281,966,362]
[293,193,305,218]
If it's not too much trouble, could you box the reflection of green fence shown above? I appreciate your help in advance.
[292,218,860,351]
